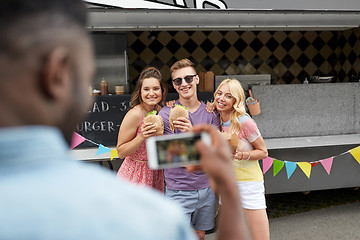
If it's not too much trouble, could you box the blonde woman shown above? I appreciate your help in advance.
[208,79,269,240]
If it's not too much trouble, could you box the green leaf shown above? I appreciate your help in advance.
[174,104,188,110]
[146,110,157,116]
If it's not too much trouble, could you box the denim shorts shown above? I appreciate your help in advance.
[165,186,216,231]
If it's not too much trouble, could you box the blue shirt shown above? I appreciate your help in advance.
[0,126,196,240]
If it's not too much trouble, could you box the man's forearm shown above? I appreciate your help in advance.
[216,181,252,240]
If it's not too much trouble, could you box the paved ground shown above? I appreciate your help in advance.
[269,202,360,240]
[205,188,360,240]
[205,201,360,240]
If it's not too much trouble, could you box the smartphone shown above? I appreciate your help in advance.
[146,132,211,169]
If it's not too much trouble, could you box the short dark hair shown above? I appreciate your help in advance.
[0,0,87,59]
[0,0,86,26]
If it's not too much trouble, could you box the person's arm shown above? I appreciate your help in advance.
[116,108,156,159]
[234,118,268,161]
[235,136,268,161]
[190,124,252,240]
[165,100,176,108]
[205,101,216,113]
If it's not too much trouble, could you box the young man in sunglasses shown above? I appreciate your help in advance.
[159,59,221,240]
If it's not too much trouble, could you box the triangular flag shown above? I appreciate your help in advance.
[320,157,334,175]
[310,162,320,167]
[297,162,312,178]
[262,157,274,174]
[110,149,118,160]
[70,132,86,149]
[349,146,360,164]
[273,159,285,177]
[95,144,111,156]
[285,161,297,179]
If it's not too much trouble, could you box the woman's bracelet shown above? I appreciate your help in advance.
[245,151,251,161]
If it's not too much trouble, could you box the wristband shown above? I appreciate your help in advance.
[245,151,251,161]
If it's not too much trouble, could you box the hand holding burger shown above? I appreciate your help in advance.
[143,110,164,136]
[169,104,189,132]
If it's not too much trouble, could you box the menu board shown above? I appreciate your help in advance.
[75,92,214,148]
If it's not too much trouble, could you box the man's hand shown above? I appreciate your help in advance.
[173,117,193,133]
[188,124,252,240]
[187,124,235,192]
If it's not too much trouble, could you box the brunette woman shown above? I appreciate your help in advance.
[116,67,167,192]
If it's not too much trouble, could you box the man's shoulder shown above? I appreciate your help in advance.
[69,165,194,238]
[159,105,171,112]
[198,102,219,117]
[0,162,194,239]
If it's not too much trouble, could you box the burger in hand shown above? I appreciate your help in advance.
[169,104,189,132]
[143,110,164,135]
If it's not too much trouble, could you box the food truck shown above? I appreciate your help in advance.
[71,0,360,193]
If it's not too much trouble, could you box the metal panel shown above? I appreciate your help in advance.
[251,83,360,138]
[215,74,270,90]
[264,144,360,194]
[87,9,360,31]
[85,0,360,11]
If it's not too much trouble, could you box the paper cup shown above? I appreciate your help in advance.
[247,99,261,116]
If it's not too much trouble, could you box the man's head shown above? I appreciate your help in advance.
[170,59,199,100]
[0,0,95,144]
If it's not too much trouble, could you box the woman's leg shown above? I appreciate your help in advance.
[244,208,270,240]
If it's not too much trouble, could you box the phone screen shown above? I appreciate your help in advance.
[155,133,201,167]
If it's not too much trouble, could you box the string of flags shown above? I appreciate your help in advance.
[70,132,118,160]
[262,146,360,179]
[71,132,360,179]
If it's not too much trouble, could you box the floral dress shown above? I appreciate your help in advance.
[117,119,164,192]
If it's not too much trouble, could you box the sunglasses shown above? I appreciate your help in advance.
[172,75,197,86]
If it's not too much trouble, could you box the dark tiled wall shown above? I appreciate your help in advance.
[128,28,360,92]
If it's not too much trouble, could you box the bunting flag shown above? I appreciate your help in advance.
[95,144,111,156]
[320,157,334,175]
[111,149,118,160]
[70,132,360,177]
[285,161,297,179]
[297,162,312,178]
[261,146,360,179]
[70,132,86,149]
[310,162,320,167]
[70,132,118,160]
[349,146,360,164]
[262,157,274,174]
[273,159,284,177]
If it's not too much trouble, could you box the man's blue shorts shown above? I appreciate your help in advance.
[165,186,216,231]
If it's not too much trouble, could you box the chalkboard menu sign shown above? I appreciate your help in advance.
[75,92,214,148]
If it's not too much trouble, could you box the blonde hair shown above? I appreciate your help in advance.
[214,78,249,135]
